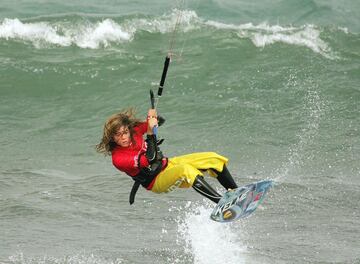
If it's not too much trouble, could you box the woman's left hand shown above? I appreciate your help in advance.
[147,109,158,135]
[147,109,157,119]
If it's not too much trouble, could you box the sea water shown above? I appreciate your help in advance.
[1,0,359,263]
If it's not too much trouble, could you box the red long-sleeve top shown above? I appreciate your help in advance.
[111,121,166,190]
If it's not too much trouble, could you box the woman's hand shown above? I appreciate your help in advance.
[147,109,157,119]
[147,109,158,135]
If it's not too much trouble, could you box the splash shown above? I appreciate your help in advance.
[274,80,327,181]
[176,202,247,264]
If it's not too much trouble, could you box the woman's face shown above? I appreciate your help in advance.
[114,126,131,147]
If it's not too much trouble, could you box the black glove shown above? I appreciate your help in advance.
[145,134,157,163]
[145,134,164,163]
[157,115,166,126]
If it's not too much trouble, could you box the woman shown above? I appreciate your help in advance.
[96,108,238,204]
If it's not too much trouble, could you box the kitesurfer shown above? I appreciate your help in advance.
[96,108,238,204]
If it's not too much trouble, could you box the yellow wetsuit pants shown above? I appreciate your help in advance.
[151,152,228,193]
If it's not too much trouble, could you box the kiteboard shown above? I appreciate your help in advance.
[210,179,273,223]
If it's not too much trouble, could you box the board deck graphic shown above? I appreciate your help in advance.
[210,180,273,223]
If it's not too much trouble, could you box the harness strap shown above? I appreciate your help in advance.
[128,132,167,205]
[128,157,168,205]
[129,181,141,205]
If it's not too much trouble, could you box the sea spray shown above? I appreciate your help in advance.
[176,201,247,264]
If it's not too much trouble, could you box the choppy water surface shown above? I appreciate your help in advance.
[1,1,359,263]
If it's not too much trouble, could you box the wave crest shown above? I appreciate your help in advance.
[0,11,336,58]
[0,18,133,48]
[206,21,335,59]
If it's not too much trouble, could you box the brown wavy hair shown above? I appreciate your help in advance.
[96,108,142,155]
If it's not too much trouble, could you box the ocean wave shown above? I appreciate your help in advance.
[0,10,336,58]
[0,18,132,49]
[205,21,336,59]
[0,10,197,49]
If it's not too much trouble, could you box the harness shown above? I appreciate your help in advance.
[128,152,167,204]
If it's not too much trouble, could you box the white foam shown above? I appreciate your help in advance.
[0,11,198,49]
[0,18,133,49]
[177,202,247,264]
[251,26,330,55]
[72,19,133,49]
[206,20,297,33]
[125,9,200,34]
[0,18,71,47]
[206,20,334,59]
[0,12,335,58]
[338,26,349,34]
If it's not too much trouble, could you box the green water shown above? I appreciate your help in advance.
[1,1,359,263]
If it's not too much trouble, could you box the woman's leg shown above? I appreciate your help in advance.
[151,161,198,193]
[171,152,238,190]
[212,165,238,190]
[169,152,228,174]
[151,159,222,203]
[192,175,222,203]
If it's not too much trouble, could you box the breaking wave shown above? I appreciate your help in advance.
[0,10,336,58]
